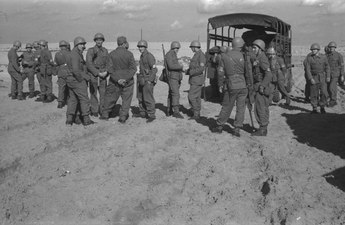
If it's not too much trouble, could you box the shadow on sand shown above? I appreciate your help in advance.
[323,166,345,193]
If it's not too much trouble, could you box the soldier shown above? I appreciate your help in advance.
[211,37,252,137]
[100,36,137,123]
[36,40,54,103]
[303,55,311,103]
[54,40,71,108]
[250,39,273,136]
[325,41,344,107]
[21,43,36,98]
[134,40,158,122]
[266,47,291,105]
[185,40,206,120]
[32,41,41,93]
[86,33,109,117]
[165,41,185,118]
[206,46,220,100]
[65,36,94,126]
[305,43,330,113]
[8,41,24,100]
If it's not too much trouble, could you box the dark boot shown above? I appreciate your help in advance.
[17,95,24,100]
[57,101,64,109]
[74,115,82,125]
[146,117,156,123]
[173,111,184,119]
[99,113,109,121]
[35,95,46,102]
[320,107,326,114]
[66,115,74,125]
[82,115,95,126]
[11,94,17,100]
[211,125,223,133]
[90,112,99,117]
[189,112,200,121]
[251,127,267,136]
[44,94,54,103]
[233,127,240,137]
[132,113,146,118]
[28,92,35,98]
[311,108,318,114]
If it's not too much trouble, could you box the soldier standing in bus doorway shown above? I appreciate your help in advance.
[206,46,220,101]
[250,39,272,136]
[325,41,344,107]
[165,41,185,119]
[304,43,330,114]
[21,43,36,98]
[185,40,206,120]
[100,36,137,123]
[211,37,252,137]
[54,40,71,109]
[7,41,24,100]
[134,40,158,122]
[86,33,109,117]
[266,47,291,105]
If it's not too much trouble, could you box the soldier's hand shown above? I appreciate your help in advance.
[310,78,316,85]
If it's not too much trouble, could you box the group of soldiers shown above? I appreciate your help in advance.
[304,41,344,113]
[7,34,344,136]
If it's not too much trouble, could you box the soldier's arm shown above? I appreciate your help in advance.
[217,57,225,88]
[244,56,253,87]
[305,58,313,81]
[147,53,157,81]
[260,58,272,88]
[9,51,21,72]
[71,53,83,81]
[339,53,345,77]
[86,48,100,76]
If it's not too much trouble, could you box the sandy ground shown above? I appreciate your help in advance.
[0,50,345,225]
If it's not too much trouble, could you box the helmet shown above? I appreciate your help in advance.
[252,39,265,50]
[94,33,105,41]
[189,40,201,48]
[266,47,276,55]
[170,41,181,49]
[13,41,21,48]
[59,40,68,47]
[74,36,86,47]
[328,41,337,48]
[39,40,47,46]
[232,37,245,49]
[219,46,228,53]
[33,41,39,48]
[137,40,148,48]
[310,43,320,50]
[25,43,33,49]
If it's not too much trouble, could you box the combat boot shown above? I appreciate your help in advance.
[11,94,17,100]
[44,94,54,103]
[99,113,109,121]
[173,111,184,119]
[28,92,35,98]
[251,127,267,136]
[132,113,146,118]
[211,125,223,133]
[233,127,240,137]
[285,97,291,106]
[74,115,82,125]
[17,95,24,100]
[65,115,74,126]
[57,101,64,108]
[35,95,46,102]
[311,108,318,114]
[82,115,95,126]
[320,107,326,114]
[146,117,156,123]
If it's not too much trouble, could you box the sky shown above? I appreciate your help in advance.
[1,0,345,46]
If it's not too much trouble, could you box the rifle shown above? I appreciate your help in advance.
[161,44,172,116]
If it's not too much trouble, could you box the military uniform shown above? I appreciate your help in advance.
[21,50,36,96]
[54,49,71,106]
[303,56,311,102]
[186,49,206,118]
[268,56,290,103]
[216,48,252,132]
[86,45,109,115]
[38,48,54,101]
[251,51,272,132]
[206,47,220,100]
[66,47,91,118]
[165,49,183,114]
[305,53,330,111]
[137,49,157,119]
[101,46,137,121]
[7,47,23,99]
[325,51,344,105]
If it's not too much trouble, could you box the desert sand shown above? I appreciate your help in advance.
[0,43,344,225]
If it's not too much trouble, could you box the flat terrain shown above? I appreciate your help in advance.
[0,48,345,225]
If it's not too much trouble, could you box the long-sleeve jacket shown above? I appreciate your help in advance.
[325,51,344,78]
[54,49,72,78]
[250,51,272,88]
[186,49,206,85]
[68,47,89,82]
[39,48,54,76]
[7,48,21,73]
[269,56,287,82]
[165,49,183,81]
[305,53,330,83]
[217,48,252,90]
[138,49,157,82]
[86,45,109,77]
[108,46,137,84]
[21,51,35,68]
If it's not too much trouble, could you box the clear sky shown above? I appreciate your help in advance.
[1,0,345,46]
